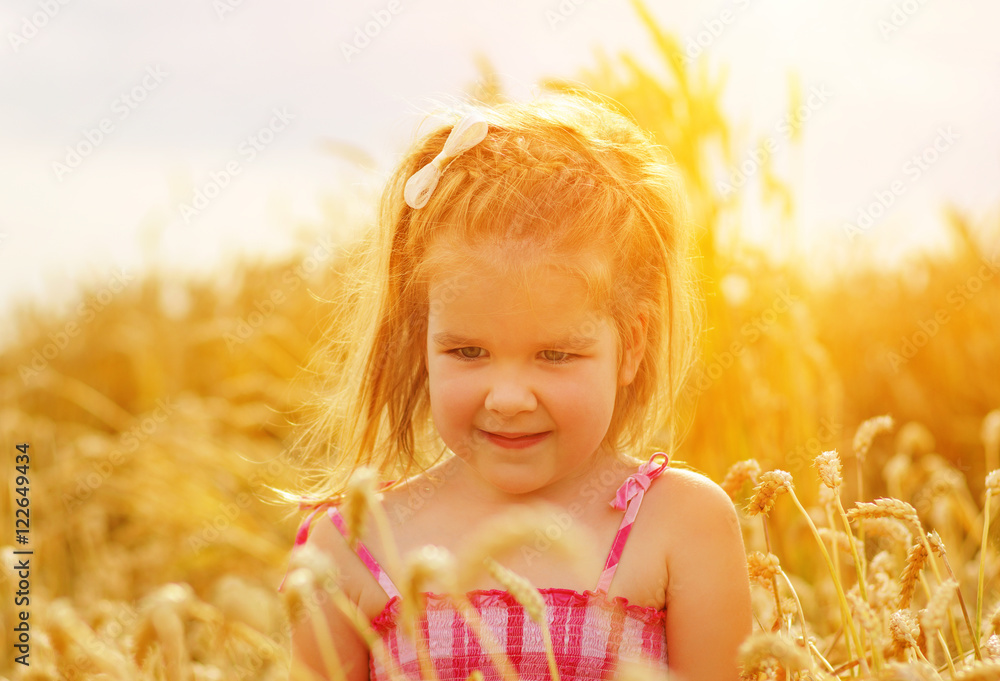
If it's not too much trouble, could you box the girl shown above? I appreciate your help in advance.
[281,93,752,680]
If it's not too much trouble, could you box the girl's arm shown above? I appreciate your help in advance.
[288,515,372,681]
[662,469,752,681]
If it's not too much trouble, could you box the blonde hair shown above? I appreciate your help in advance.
[285,92,701,504]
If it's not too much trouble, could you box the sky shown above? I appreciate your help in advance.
[1,0,999,336]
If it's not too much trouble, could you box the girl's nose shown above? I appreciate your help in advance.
[484,372,537,417]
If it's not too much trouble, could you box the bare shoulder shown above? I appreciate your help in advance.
[646,466,737,518]
[641,466,743,555]
[298,507,387,618]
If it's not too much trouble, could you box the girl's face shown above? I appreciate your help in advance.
[425,259,642,497]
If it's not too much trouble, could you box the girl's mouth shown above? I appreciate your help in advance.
[481,430,551,450]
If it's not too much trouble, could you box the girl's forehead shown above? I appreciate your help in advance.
[426,261,614,343]
[426,257,594,309]
[429,262,577,305]
[424,236,606,294]
[419,234,617,330]
[427,272,613,351]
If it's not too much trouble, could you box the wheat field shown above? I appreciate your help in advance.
[2,4,1000,680]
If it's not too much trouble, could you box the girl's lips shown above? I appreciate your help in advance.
[481,430,551,450]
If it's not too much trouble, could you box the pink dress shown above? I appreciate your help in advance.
[282,454,670,680]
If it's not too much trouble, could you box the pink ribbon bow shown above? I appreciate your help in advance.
[610,453,669,510]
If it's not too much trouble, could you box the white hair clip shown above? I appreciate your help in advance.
[403,111,489,209]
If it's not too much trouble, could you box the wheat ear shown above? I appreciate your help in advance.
[485,558,560,681]
[819,449,871,606]
[762,472,869,674]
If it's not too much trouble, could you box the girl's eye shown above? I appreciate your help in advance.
[451,346,573,364]
[454,347,485,360]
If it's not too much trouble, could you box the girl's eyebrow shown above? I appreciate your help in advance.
[431,331,598,350]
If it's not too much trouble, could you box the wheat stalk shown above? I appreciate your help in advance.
[929,530,982,662]
[853,416,895,595]
[978,472,1000,648]
[746,471,793,632]
[283,544,405,681]
[446,503,594,681]
[753,470,869,674]
[342,466,403,582]
[982,410,1000,474]
[400,545,453,681]
[485,558,560,681]
[282,568,348,681]
[454,504,592,593]
[818,450,871,607]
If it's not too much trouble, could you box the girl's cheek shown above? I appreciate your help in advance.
[434,364,472,393]
[432,370,478,410]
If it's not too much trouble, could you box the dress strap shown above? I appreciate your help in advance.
[326,507,403,601]
[278,504,403,601]
[595,452,669,594]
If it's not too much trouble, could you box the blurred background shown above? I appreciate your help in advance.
[1,0,999,678]
[3,0,999,321]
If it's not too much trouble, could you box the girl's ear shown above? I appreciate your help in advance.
[618,313,648,387]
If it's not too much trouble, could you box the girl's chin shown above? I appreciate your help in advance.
[453,455,554,496]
